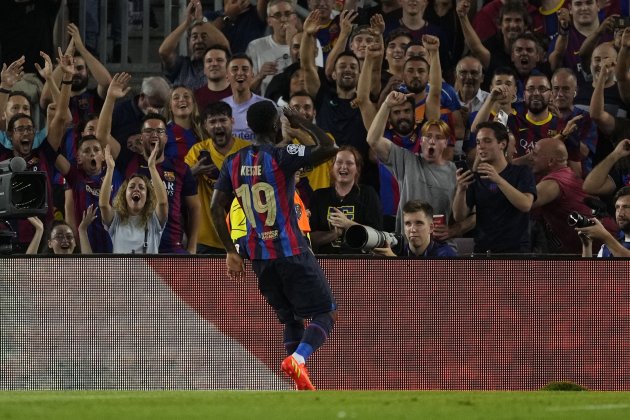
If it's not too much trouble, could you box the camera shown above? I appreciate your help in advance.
[345,224,401,252]
[567,211,594,228]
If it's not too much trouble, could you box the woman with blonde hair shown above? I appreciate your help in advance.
[164,85,204,160]
[99,144,168,254]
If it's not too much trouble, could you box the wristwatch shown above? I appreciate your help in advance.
[222,15,232,24]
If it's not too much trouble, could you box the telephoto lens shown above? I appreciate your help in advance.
[567,211,594,228]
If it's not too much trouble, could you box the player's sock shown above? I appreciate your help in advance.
[283,320,305,355]
[294,312,335,363]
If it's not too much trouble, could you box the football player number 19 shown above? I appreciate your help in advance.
[235,182,277,228]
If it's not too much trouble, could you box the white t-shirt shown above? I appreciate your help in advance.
[223,94,273,142]
[106,212,166,254]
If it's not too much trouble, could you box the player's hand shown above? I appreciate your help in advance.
[226,251,245,281]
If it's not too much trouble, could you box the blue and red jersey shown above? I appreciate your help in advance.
[164,122,200,162]
[65,166,123,253]
[126,155,198,253]
[512,112,581,161]
[214,143,313,260]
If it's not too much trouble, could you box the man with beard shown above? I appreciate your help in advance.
[301,9,377,188]
[457,0,529,89]
[579,186,630,257]
[453,121,536,254]
[40,24,111,130]
[194,45,232,112]
[0,52,74,253]
[512,74,582,175]
[159,0,230,90]
[184,101,249,254]
[367,91,458,235]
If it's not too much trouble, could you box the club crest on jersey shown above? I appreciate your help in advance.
[286,144,305,156]
[163,171,176,182]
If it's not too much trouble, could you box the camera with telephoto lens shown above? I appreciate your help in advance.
[345,225,401,252]
[567,211,595,228]
[567,197,609,228]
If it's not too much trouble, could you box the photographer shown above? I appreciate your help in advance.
[578,187,630,258]
[369,200,457,258]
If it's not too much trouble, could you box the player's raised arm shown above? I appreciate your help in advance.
[283,107,336,165]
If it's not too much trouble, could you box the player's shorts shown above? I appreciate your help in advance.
[252,251,336,323]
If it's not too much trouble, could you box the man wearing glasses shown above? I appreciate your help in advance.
[511,74,583,176]
[245,0,300,96]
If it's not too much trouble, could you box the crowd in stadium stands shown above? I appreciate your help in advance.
[1,0,630,257]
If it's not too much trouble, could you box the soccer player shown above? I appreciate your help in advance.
[210,101,337,391]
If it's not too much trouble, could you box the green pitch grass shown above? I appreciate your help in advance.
[1,391,629,420]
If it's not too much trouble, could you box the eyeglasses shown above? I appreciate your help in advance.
[142,127,166,135]
[13,125,34,134]
[525,86,551,94]
[52,234,75,242]
[269,11,295,20]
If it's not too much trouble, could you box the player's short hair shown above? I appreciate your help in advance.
[476,121,510,144]
[402,200,434,218]
[247,101,279,134]
[203,100,232,120]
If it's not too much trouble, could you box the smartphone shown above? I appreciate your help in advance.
[455,159,470,172]
[615,16,630,29]
[199,150,211,164]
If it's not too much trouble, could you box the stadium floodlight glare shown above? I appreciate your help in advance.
[0,157,47,218]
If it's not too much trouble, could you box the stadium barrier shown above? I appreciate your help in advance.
[1,256,629,390]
